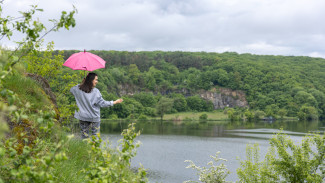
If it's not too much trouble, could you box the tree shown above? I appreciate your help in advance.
[132,92,157,107]
[244,109,254,121]
[254,110,265,120]
[145,73,156,91]
[23,41,64,85]
[186,95,214,112]
[295,91,317,107]
[298,105,318,121]
[277,108,287,119]
[171,93,187,112]
[156,97,173,120]
[128,64,141,84]
[265,104,279,118]
[0,2,76,68]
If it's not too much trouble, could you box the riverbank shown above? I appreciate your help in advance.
[152,110,228,121]
[101,110,298,122]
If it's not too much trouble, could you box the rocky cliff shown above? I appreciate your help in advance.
[199,88,249,109]
[117,84,249,109]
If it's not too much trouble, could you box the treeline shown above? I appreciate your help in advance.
[57,50,325,120]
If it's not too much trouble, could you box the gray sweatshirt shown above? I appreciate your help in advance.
[70,85,114,122]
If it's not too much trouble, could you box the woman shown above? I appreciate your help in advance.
[70,72,123,139]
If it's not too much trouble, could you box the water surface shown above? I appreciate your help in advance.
[100,120,324,183]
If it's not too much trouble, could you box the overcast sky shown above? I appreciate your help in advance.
[2,0,325,58]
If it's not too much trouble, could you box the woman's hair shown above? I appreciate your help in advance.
[79,72,97,93]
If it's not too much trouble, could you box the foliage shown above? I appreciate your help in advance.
[277,108,287,119]
[184,152,230,183]
[59,50,325,120]
[236,144,279,183]
[138,114,148,120]
[0,3,147,183]
[82,123,147,183]
[132,92,157,107]
[254,110,265,120]
[227,108,241,121]
[199,113,208,120]
[237,132,325,183]
[297,105,319,121]
[23,41,64,85]
[171,93,188,112]
[0,2,76,68]
[186,95,214,112]
[243,109,254,121]
[0,135,71,183]
[1,73,52,112]
[156,97,174,120]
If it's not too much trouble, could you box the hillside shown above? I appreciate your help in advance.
[58,50,325,120]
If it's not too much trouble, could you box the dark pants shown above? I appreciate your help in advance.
[79,120,100,139]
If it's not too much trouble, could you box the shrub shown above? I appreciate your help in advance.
[237,132,325,183]
[199,113,208,120]
[138,114,148,120]
[109,114,119,120]
[82,123,147,183]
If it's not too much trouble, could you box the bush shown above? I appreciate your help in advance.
[254,110,265,120]
[171,94,187,112]
[132,92,157,107]
[199,113,208,120]
[143,107,156,117]
[109,114,119,120]
[138,114,148,120]
[237,132,325,183]
[186,95,213,112]
[82,123,147,183]
[298,105,318,121]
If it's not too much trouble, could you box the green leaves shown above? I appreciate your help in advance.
[0,136,71,183]
[83,123,147,183]
[0,2,77,68]
[156,97,173,120]
[56,7,77,31]
[237,132,325,183]
[185,152,230,183]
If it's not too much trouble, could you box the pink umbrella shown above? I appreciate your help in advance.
[63,50,106,72]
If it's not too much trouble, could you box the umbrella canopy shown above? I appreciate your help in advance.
[63,50,106,71]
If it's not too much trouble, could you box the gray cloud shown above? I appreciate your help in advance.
[2,0,325,58]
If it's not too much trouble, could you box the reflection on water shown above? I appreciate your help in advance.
[100,120,324,183]
[101,120,324,137]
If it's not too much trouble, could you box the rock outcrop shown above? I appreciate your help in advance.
[199,88,248,109]
[117,84,248,109]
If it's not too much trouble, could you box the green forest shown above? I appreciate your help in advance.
[56,50,325,121]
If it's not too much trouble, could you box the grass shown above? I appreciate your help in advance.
[52,139,91,183]
[151,110,229,121]
[2,73,53,112]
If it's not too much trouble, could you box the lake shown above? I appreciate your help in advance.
[100,120,325,183]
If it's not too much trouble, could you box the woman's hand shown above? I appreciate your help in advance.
[113,98,123,104]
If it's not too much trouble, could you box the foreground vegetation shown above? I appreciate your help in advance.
[0,3,146,183]
[185,132,324,183]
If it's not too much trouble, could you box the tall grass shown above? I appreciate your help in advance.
[2,74,53,112]
[52,139,91,183]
